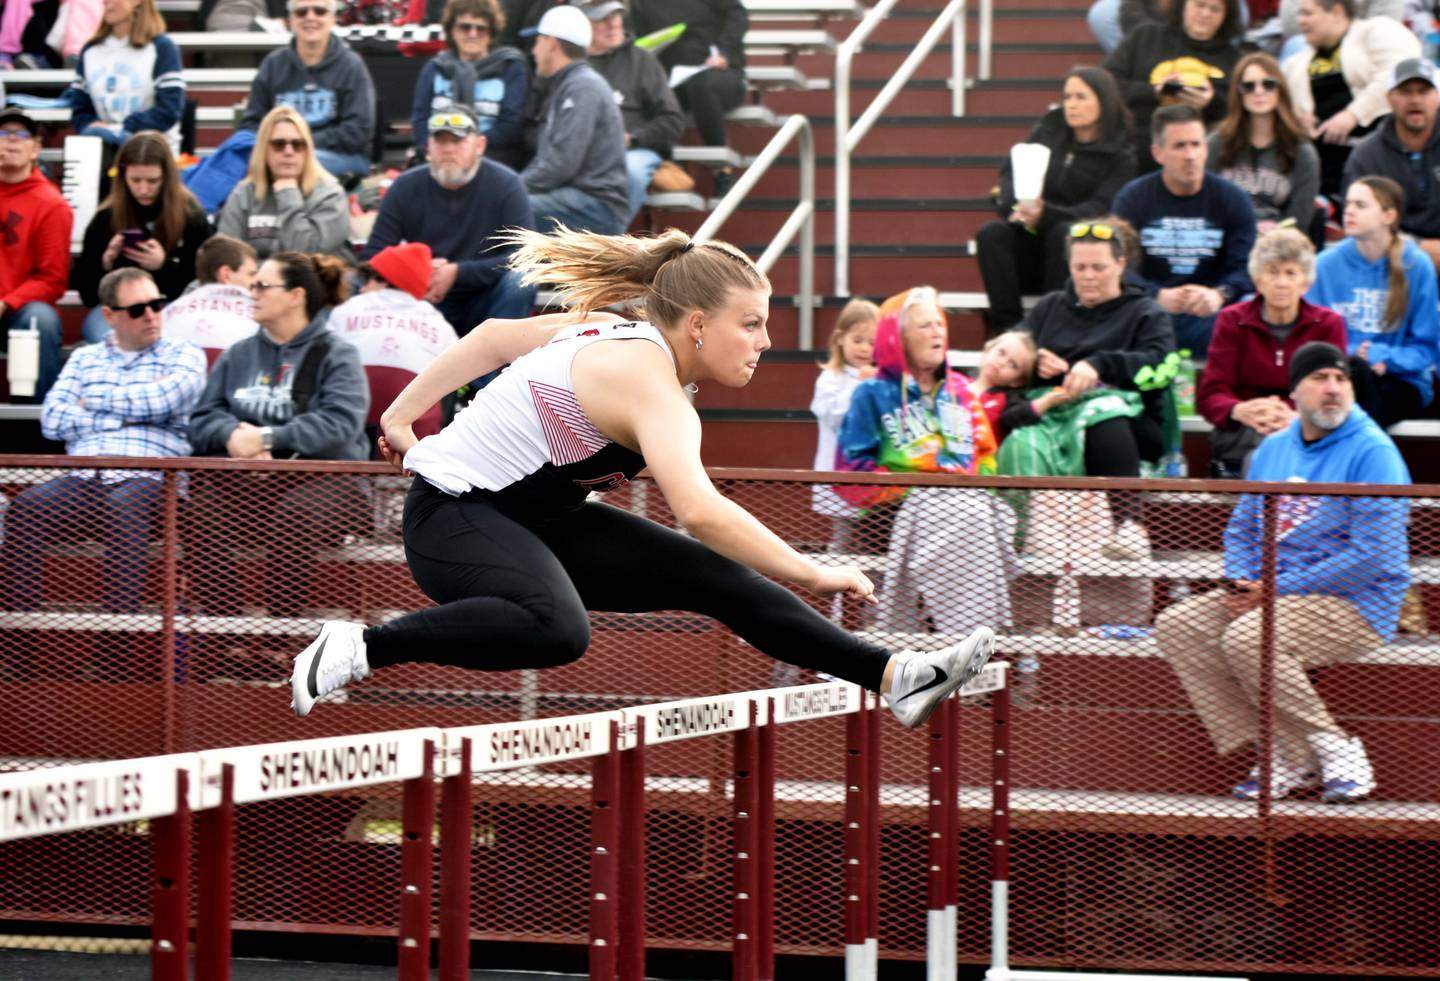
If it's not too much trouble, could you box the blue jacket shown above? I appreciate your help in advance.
[1224,406,1411,640]
[1306,237,1439,406]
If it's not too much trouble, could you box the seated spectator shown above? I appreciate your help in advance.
[1306,175,1438,427]
[1103,0,1244,170]
[973,330,1039,436]
[239,0,377,181]
[1209,52,1321,241]
[1001,218,1176,560]
[411,0,529,168]
[162,234,260,366]
[218,106,354,262]
[0,107,72,402]
[582,0,687,223]
[1198,227,1346,476]
[978,66,1137,331]
[1275,0,1405,71]
[61,0,185,152]
[520,6,629,234]
[630,0,748,196]
[1156,343,1407,803]
[4,268,206,613]
[74,131,213,344]
[1113,104,1257,356]
[200,0,289,32]
[328,242,459,442]
[1282,0,1418,197]
[1088,0,1171,56]
[364,105,536,338]
[186,251,370,616]
[1342,59,1440,271]
[836,287,1017,637]
[810,298,879,543]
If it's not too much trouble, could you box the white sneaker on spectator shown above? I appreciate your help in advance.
[1102,521,1152,561]
[885,626,995,728]
[1310,731,1376,803]
[1230,754,1318,800]
[291,621,370,717]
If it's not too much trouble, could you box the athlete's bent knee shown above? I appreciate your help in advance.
[531,613,590,667]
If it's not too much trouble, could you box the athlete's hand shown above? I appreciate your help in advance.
[378,424,417,474]
[808,564,877,605]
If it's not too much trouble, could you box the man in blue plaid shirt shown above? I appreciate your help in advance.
[4,269,208,613]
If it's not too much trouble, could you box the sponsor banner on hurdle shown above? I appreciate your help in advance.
[619,692,752,749]
[197,728,439,809]
[439,711,615,777]
[745,681,862,725]
[0,753,199,842]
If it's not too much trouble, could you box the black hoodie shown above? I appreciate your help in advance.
[589,38,686,157]
[1103,23,1242,160]
[994,108,1138,231]
[630,0,748,70]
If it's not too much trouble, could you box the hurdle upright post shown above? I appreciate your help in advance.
[944,697,959,981]
[196,761,235,981]
[843,696,871,980]
[619,716,648,981]
[865,693,881,971]
[439,737,473,981]
[926,699,952,981]
[590,720,621,981]
[398,740,436,981]
[732,700,760,981]
[757,695,777,981]
[986,671,1013,981]
[150,767,190,981]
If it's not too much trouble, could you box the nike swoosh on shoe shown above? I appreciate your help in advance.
[895,665,948,704]
[307,633,328,698]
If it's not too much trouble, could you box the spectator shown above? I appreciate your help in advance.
[363,105,537,338]
[582,0,687,222]
[1306,175,1438,427]
[61,0,185,151]
[1001,218,1176,560]
[239,0,377,181]
[4,268,206,614]
[977,66,1137,331]
[201,0,290,32]
[630,0,748,197]
[0,107,71,403]
[328,242,459,442]
[1113,104,1257,356]
[1198,227,1346,476]
[1282,0,1419,197]
[1089,0,1171,56]
[411,0,529,168]
[1156,342,1408,803]
[73,131,213,344]
[186,251,371,616]
[836,287,1017,637]
[1275,0,1405,65]
[218,106,354,262]
[1209,52,1321,241]
[810,298,879,541]
[1342,58,1440,270]
[1103,0,1244,169]
[973,330,1039,436]
[162,234,260,366]
[520,5,629,234]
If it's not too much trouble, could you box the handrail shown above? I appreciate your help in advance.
[694,113,816,348]
[835,0,968,297]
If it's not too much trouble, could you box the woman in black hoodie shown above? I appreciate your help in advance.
[977,66,1136,331]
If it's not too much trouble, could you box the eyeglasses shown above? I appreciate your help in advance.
[108,298,168,318]
[455,21,491,34]
[428,112,475,132]
[1070,222,1116,241]
[1239,78,1280,94]
[0,128,35,141]
[250,281,290,293]
[292,4,331,18]
[269,137,306,153]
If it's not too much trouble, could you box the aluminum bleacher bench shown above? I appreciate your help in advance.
[743,29,837,56]
[743,0,865,17]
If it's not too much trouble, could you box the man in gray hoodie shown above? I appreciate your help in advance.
[520,5,629,233]
[239,0,377,179]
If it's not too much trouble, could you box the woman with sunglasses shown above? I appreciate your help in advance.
[1208,52,1320,243]
[977,66,1136,332]
[219,106,354,263]
[73,130,212,343]
[1004,217,1176,560]
[411,0,529,169]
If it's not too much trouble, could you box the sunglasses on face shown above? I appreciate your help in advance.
[269,137,306,152]
[109,298,168,318]
[1239,78,1280,94]
[292,5,331,18]
[455,21,491,34]
[1070,222,1116,240]
[0,128,35,141]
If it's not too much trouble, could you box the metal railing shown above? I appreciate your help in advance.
[695,113,817,348]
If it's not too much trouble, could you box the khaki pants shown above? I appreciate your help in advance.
[1155,592,1381,763]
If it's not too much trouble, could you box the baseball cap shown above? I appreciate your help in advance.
[0,106,39,135]
[580,1,625,19]
[428,104,480,137]
[521,5,593,48]
[1390,57,1439,91]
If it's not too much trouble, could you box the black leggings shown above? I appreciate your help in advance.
[1083,415,1164,527]
[675,68,746,147]
[1349,358,1424,429]
[363,479,891,690]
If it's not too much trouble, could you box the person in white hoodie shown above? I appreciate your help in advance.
[162,234,260,367]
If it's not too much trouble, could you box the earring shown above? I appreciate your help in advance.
[695,337,703,350]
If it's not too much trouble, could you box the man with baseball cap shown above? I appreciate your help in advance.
[1156,341,1410,806]
[1343,57,1440,269]
[520,5,629,234]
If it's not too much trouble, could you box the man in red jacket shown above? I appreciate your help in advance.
[0,107,72,402]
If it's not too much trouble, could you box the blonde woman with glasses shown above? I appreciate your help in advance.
[218,105,354,262]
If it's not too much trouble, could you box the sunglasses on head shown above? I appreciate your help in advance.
[269,137,306,152]
[455,21,491,34]
[292,4,331,17]
[429,111,474,132]
[109,298,168,318]
[1070,222,1116,241]
[1239,78,1280,94]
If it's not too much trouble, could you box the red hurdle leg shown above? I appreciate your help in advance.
[196,762,235,981]
[439,738,473,981]
[619,718,648,981]
[150,768,190,981]
[843,704,868,977]
[398,740,436,980]
[732,703,759,981]
[757,697,777,981]
[926,701,947,980]
[590,722,620,981]
[865,695,881,967]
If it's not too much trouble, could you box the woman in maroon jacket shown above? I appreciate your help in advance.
[1197,226,1346,476]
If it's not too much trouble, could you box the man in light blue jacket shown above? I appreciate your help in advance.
[1157,342,1410,805]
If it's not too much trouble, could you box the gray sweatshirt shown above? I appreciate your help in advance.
[1205,131,1319,229]
[217,178,355,261]
[522,59,629,223]
[239,35,376,158]
[188,312,371,460]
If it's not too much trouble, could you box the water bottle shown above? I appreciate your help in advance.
[6,315,42,398]
[1173,348,1197,417]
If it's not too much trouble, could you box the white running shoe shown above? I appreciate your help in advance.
[1310,731,1376,804]
[1102,521,1152,561]
[291,621,371,718]
[885,626,995,728]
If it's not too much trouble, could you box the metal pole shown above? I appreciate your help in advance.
[952,0,967,117]
[160,470,180,753]
[979,0,993,81]
[1259,494,1287,904]
[150,768,190,981]
[398,741,436,980]
[732,702,759,981]
[797,117,815,349]
[619,717,648,981]
[590,721,620,981]
[988,676,1013,979]
[196,763,234,981]
[439,738,473,981]
[757,697,777,981]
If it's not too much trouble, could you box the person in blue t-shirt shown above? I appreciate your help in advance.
[1113,103,1256,356]
[1156,342,1409,805]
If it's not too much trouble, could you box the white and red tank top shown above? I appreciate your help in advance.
[404,319,672,513]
